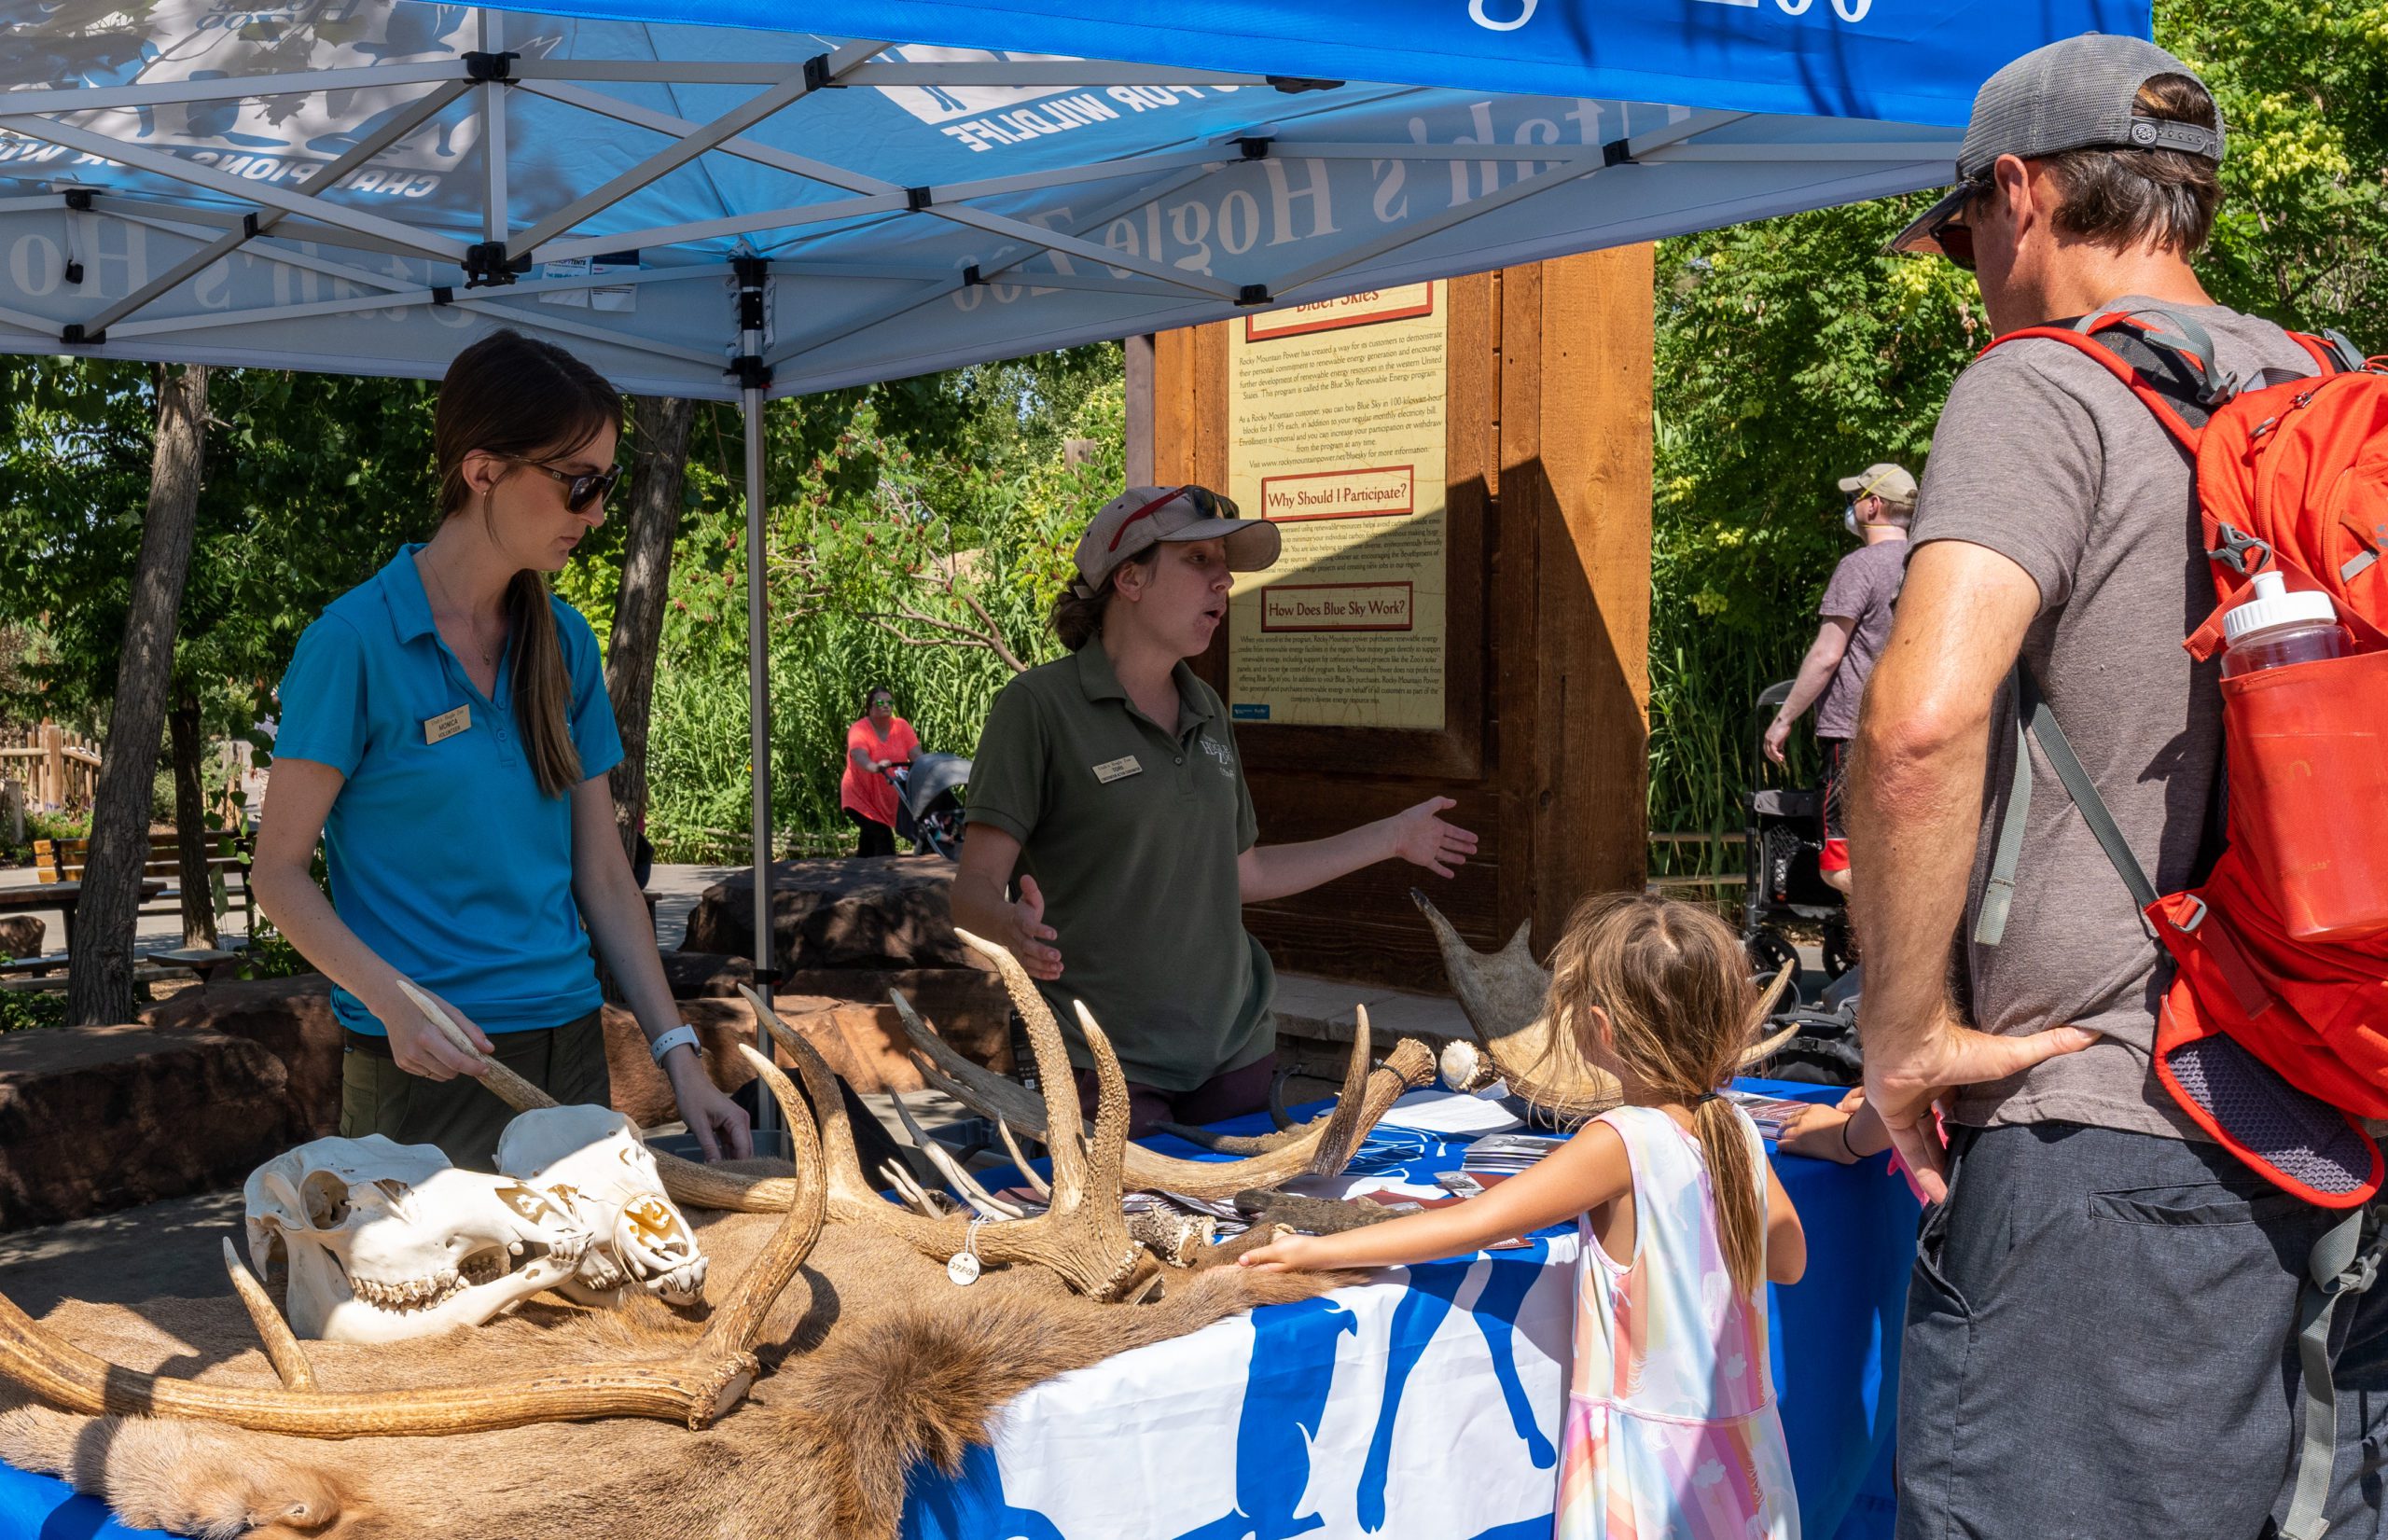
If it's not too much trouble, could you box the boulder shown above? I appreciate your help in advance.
[0,915,42,959]
[140,973,342,1140]
[601,993,931,1128]
[681,856,989,972]
[665,953,1008,1070]
[657,950,755,999]
[0,1024,294,1228]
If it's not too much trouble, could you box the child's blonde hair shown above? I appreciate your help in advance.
[1540,892,1766,1297]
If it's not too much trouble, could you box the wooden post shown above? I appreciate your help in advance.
[39,720,62,812]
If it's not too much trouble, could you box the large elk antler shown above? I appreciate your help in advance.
[1412,892,1799,1121]
[893,931,1435,1200]
[737,981,1157,1302]
[0,1046,826,1438]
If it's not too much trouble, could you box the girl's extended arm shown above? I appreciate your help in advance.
[1241,1120,1632,1272]
[1764,1163,1807,1284]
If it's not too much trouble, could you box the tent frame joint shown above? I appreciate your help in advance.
[1234,135,1272,160]
[464,49,518,83]
[1267,76,1343,93]
[1235,284,1271,307]
[463,241,531,288]
[1603,137,1636,168]
[62,189,92,212]
[906,185,934,212]
[60,323,103,345]
[802,52,833,92]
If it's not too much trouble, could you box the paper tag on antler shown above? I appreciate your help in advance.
[947,1250,981,1286]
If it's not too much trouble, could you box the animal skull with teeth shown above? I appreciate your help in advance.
[496,1105,707,1307]
[243,1135,593,1344]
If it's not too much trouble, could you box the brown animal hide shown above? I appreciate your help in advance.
[0,1206,1345,1539]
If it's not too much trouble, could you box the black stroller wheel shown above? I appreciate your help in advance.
[1744,926,1798,987]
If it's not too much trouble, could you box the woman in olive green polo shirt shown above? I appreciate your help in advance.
[952,485,1477,1136]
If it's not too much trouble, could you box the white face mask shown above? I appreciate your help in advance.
[1843,502,1863,539]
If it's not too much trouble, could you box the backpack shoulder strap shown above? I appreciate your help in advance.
[1978,308,2228,454]
[1974,664,2159,948]
[2285,328,2364,375]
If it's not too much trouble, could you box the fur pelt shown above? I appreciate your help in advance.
[0,1200,1347,1539]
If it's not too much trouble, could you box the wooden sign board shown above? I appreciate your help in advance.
[1147,249,1655,990]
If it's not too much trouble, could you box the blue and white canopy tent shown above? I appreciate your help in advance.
[0,0,2145,1112]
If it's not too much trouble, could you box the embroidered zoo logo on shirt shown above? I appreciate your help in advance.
[1198,735,1236,778]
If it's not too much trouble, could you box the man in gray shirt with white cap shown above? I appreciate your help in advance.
[1764,462,1914,893]
[1851,34,2386,1540]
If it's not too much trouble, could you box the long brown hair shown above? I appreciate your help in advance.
[1541,892,1767,1297]
[432,329,622,798]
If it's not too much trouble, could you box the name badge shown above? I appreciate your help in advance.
[1092,755,1142,784]
[423,705,471,744]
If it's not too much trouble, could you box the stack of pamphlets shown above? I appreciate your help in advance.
[1461,1131,1569,1178]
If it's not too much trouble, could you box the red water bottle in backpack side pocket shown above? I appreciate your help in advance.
[2218,570,2388,941]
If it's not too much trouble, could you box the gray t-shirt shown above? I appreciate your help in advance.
[1912,297,2317,1139]
[1813,538,1908,740]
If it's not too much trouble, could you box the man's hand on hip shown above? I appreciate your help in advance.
[1862,1002,2099,1203]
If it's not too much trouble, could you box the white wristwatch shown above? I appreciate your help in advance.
[647,1023,702,1067]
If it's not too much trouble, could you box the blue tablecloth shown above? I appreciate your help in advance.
[0,1079,1915,1539]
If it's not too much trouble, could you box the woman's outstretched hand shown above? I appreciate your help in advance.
[1002,873,1063,980]
[1385,797,1479,879]
[665,1051,754,1161]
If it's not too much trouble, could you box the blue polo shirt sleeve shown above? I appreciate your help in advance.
[557,598,623,784]
[272,614,370,776]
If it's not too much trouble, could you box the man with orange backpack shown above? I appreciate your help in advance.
[1850,35,2388,1540]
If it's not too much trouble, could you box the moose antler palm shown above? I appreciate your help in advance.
[1413,892,1800,1121]
[0,1045,826,1438]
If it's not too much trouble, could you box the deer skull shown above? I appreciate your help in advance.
[243,1135,592,1344]
[497,1106,706,1307]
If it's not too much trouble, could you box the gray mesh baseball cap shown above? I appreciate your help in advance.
[1891,34,2223,257]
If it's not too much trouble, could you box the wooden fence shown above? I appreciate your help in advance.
[0,722,99,812]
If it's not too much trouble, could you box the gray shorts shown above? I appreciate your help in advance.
[1896,1122,2388,1540]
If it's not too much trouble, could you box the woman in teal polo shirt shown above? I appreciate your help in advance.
[951,485,1479,1137]
[254,329,750,1170]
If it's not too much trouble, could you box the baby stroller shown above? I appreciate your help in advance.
[1741,680,1853,993]
[885,752,971,858]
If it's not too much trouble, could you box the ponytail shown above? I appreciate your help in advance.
[1693,1096,1766,1299]
[507,571,581,798]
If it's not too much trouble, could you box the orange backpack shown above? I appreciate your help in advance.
[1972,310,2388,1540]
[1976,308,2388,1205]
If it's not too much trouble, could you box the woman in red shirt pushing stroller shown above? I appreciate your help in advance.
[841,684,919,857]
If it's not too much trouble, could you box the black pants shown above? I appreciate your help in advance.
[850,808,896,858]
[1897,1121,2388,1539]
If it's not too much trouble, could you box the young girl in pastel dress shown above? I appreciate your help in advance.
[1242,893,1808,1539]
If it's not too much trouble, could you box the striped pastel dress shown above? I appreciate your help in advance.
[1554,1103,1798,1540]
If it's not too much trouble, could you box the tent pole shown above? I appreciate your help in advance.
[743,379,774,1147]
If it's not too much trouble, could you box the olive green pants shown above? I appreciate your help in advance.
[340,1010,611,1172]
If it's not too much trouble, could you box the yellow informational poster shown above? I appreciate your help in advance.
[1225,282,1447,729]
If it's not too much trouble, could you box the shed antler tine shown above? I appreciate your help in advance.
[996,1119,1051,1201]
[221,1239,315,1392]
[394,978,554,1113]
[896,1101,1028,1220]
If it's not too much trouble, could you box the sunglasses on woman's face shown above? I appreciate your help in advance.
[507,456,623,513]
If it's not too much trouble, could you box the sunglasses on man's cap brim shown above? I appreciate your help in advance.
[1888,184,1978,268]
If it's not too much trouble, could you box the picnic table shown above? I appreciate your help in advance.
[0,880,164,966]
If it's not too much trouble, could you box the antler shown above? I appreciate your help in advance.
[1415,894,1807,1118]
[892,932,1433,1199]
[395,978,796,1214]
[738,982,1152,1302]
[0,1043,827,1438]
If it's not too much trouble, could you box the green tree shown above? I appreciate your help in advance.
[1644,0,2388,852]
